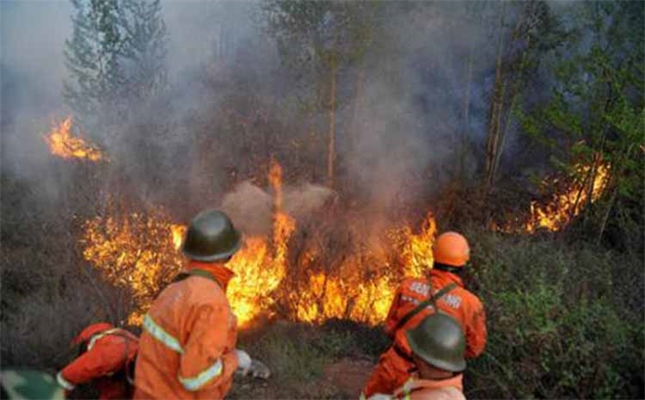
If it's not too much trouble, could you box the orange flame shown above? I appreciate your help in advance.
[81,207,182,325]
[81,165,440,327]
[524,162,610,233]
[43,117,105,162]
[492,160,611,233]
[171,225,186,250]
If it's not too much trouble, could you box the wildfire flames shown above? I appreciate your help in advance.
[80,160,438,326]
[494,160,611,233]
[82,208,183,325]
[43,117,105,162]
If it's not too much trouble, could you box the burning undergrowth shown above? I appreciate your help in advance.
[79,159,438,327]
[493,157,611,233]
[44,116,610,328]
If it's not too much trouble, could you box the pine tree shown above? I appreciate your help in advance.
[63,0,167,129]
[63,0,125,123]
[120,0,167,101]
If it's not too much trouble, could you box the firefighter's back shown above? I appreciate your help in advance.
[134,275,237,399]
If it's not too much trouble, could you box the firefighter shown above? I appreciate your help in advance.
[390,313,467,400]
[362,232,486,398]
[134,209,268,399]
[56,322,139,399]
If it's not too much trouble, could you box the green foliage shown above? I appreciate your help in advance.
[517,1,644,246]
[465,228,644,399]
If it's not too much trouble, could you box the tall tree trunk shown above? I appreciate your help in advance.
[484,3,507,189]
[492,34,532,181]
[460,46,473,179]
[350,67,365,141]
[327,51,337,189]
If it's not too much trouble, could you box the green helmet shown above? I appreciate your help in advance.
[1,370,65,400]
[406,313,466,372]
[182,210,242,262]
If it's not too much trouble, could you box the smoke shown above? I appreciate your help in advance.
[220,181,333,236]
[1,0,538,220]
[340,2,497,213]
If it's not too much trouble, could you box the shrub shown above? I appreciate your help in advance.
[464,228,644,399]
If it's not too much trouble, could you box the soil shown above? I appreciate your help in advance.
[323,358,374,398]
[230,357,375,399]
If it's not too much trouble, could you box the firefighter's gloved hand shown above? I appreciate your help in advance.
[234,349,252,376]
[249,359,271,379]
[367,394,393,400]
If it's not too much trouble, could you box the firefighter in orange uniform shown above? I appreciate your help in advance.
[134,209,264,399]
[362,232,486,398]
[390,313,467,400]
[56,322,139,399]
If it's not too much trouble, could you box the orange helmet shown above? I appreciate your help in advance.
[433,232,470,267]
[71,322,113,346]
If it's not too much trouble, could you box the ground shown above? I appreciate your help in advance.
[231,357,374,399]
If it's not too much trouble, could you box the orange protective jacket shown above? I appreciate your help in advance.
[362,269,486,397]
[57,324,139,400]
[393,375,465,400]
[134,262,239,399]
[385,269,487,358]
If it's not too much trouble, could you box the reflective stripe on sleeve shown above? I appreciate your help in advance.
[142,314,184,354]
[178,358,223,391]
[56,371,75,391]
[403,378,415,400]
[87,328,121,351]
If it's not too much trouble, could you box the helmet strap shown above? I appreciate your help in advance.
[433,262,464,275]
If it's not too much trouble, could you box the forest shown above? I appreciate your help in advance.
[1,1,643,398]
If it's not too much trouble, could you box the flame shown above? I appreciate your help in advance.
[81,163,440,327]
[81,207,183,325]
[43,117,105,161]
[398,212,437,276]
[171,225,186,250]
[493,160,611,233]
[292,212,437,325]
[524,162,610,233]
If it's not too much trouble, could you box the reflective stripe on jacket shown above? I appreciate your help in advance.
[58,326,139,399]
[393,375,465,400]
[384,269,487,359]
[134,263,239,399]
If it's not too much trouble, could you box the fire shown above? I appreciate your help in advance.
[81,207,183,325]
[524,162,610,233]
[81,163,440,327]
[81,160,297,326]
[43,117,105,161]
[224,158,295,324]
[291,212,437,325]
[171,225,186,250]
[397,211,437,276]
[493,160,611,233]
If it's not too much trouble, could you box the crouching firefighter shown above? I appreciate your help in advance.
[56,322,139,399]
[362,232,486,398]
[134,209,269,400]
[390,313,468,400]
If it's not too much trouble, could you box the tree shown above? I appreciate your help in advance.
[63,0,168,131]
[518,1,644,248]
[64,0,125,125]
[262,0,380,189]
[120,0,168,102]
[483,0,566,188]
